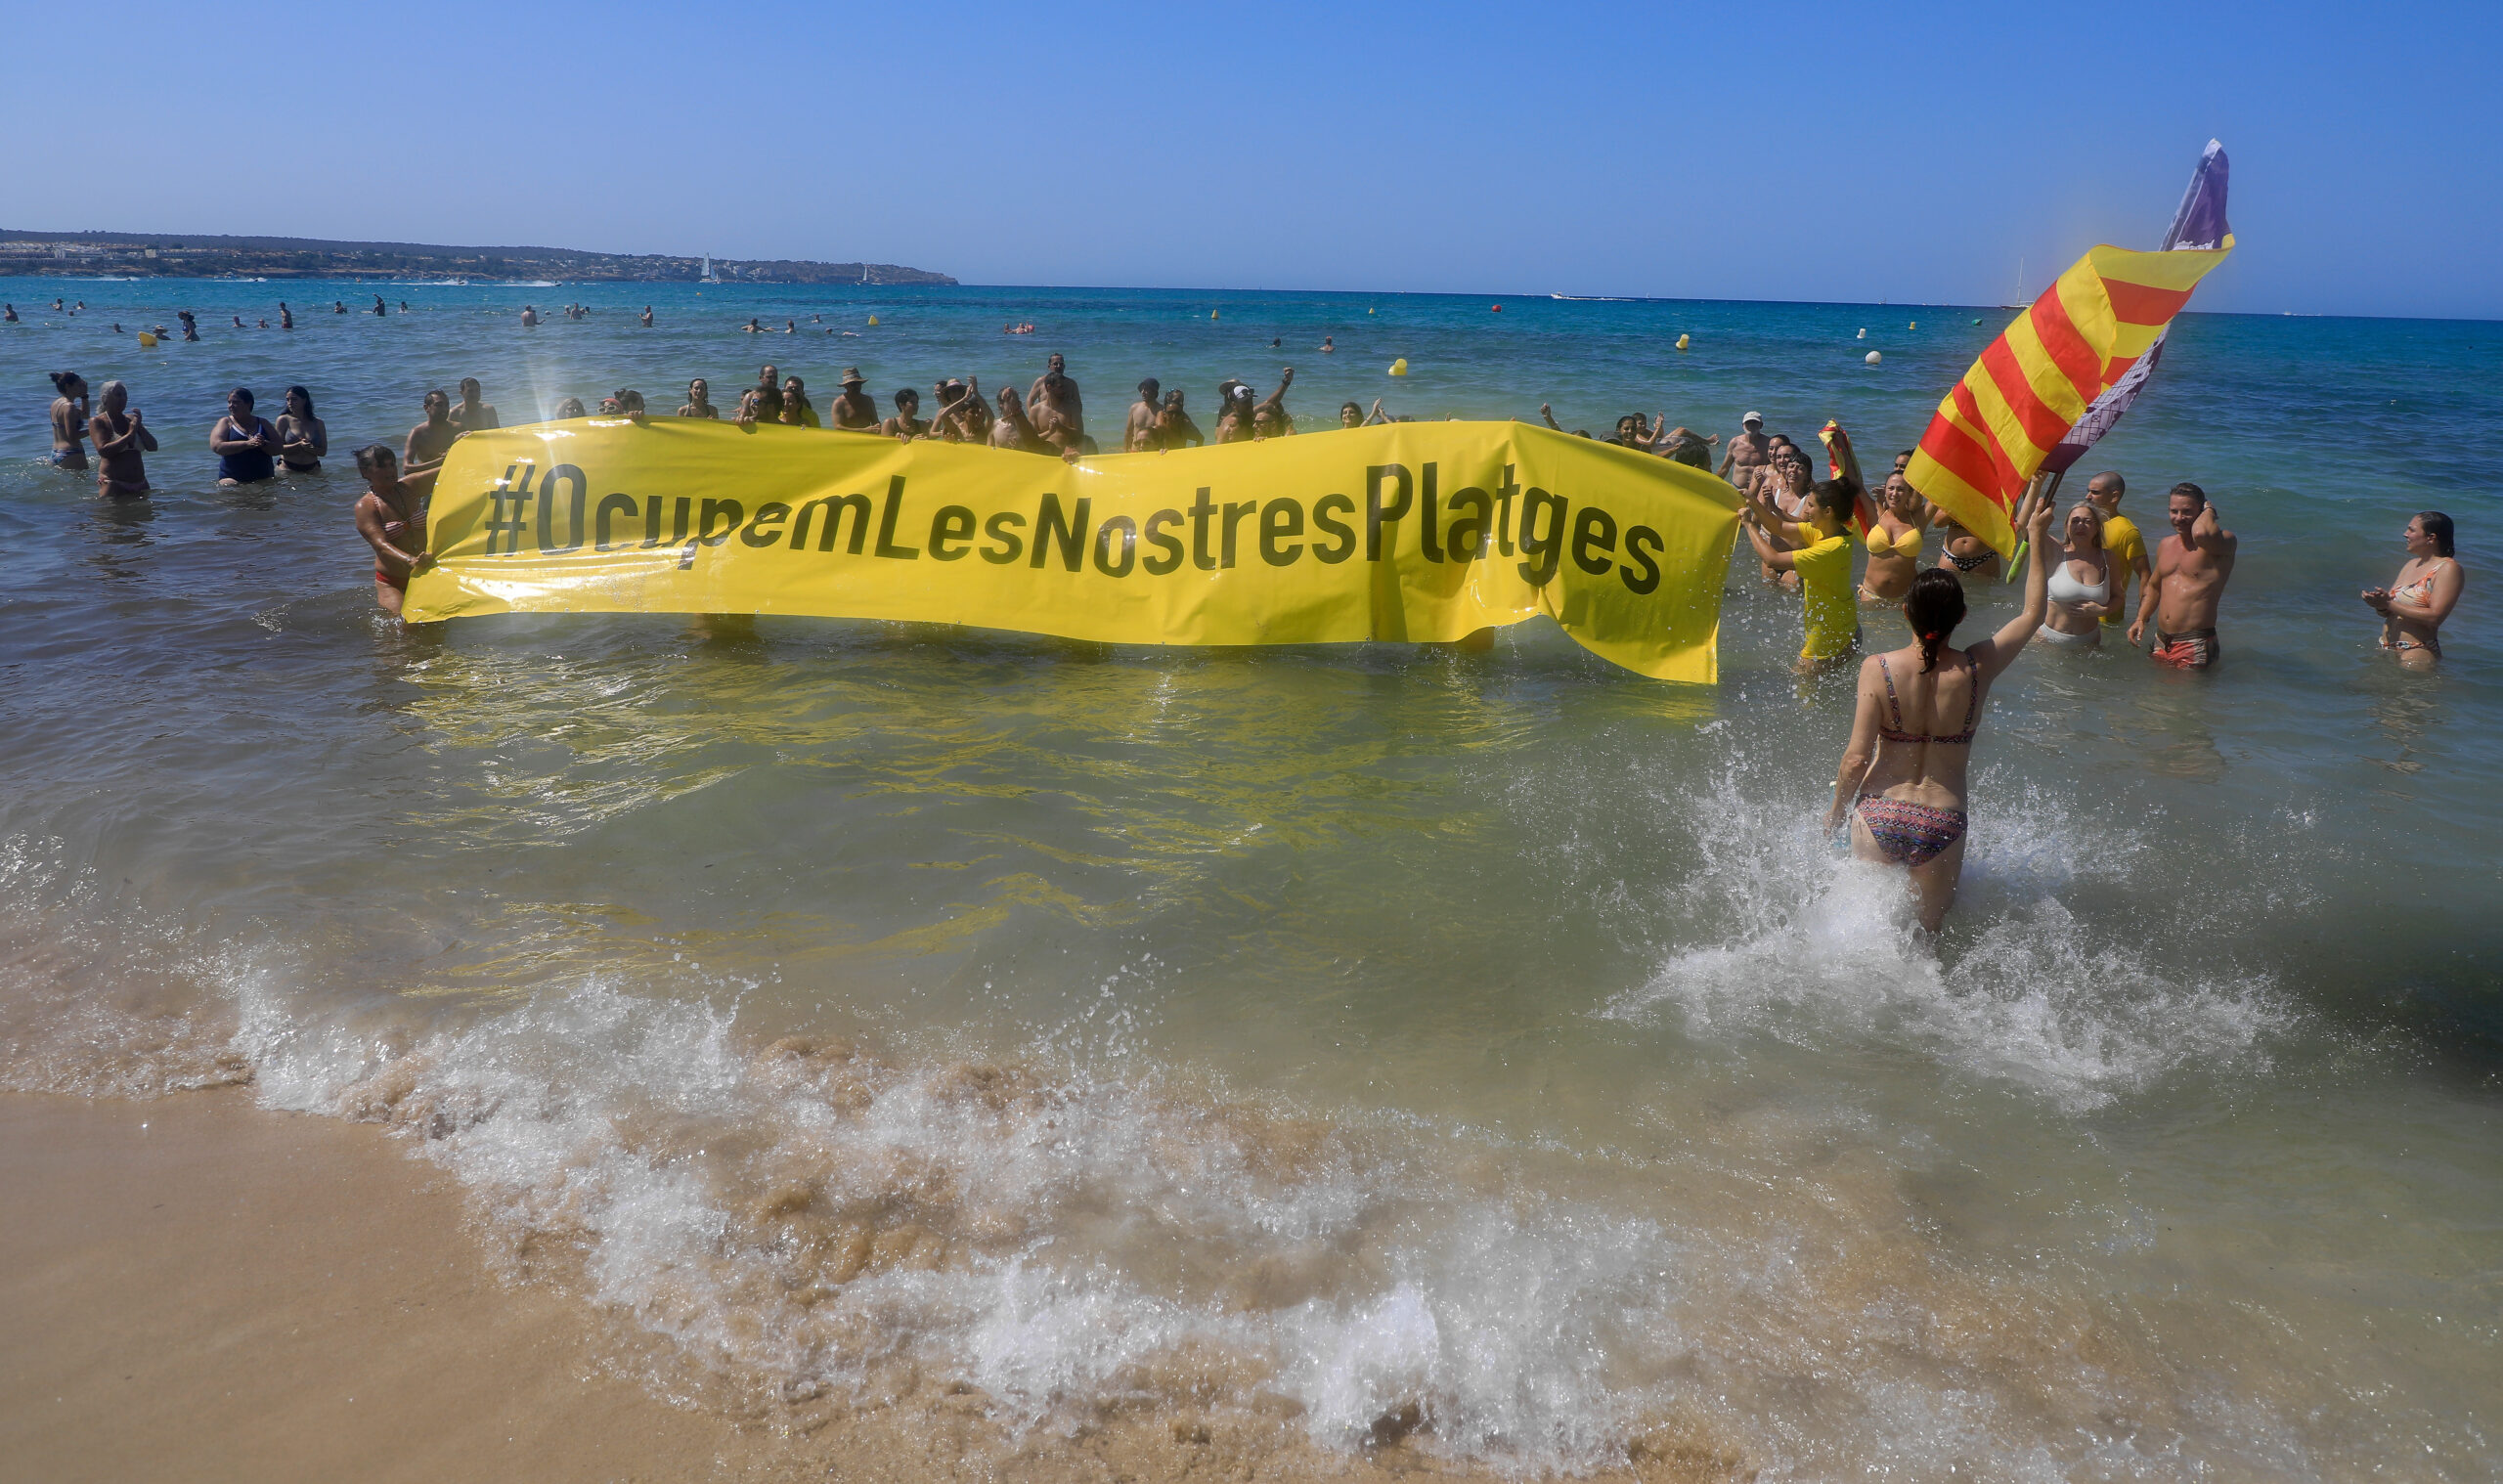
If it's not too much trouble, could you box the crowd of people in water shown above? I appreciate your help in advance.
[34,336,2468,932]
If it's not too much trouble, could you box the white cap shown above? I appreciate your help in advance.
[1742,411,1763,425]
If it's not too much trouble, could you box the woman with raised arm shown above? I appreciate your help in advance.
[2362,511,2463,670]
[1824,502,2055,932]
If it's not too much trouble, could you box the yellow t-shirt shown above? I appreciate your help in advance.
[1790,532,1859,660]
[2098,513,2145,624]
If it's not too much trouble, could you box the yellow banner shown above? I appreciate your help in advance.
[406,418,1741,682]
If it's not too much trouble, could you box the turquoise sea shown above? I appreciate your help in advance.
[2,276,2497,1478]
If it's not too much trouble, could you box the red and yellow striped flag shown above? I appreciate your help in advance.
[1907,240,2232,556]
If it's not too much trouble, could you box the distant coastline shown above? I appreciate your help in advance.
[0,230,955,285]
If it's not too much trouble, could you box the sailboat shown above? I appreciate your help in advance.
[698,253,720,284]
[1998,258,2028,310]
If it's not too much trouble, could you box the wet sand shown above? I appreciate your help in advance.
[0,1090,1712,1483]
[0,1089,768,1484]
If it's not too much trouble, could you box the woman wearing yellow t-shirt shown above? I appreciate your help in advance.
[1742,479,1862,671]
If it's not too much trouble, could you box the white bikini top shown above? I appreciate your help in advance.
[2046,558,2109,609]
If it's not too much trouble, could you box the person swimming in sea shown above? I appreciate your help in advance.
[209,387,280,486]
[1741,477,1862,672]
[1824,501,2055,932]
[679,378,719,418]
[521,305,540,328]
[276,385,326,475]
[2035,502,2119,648]
[88,379,157,498]
[352,444,439,619]
[48,371,90,471]
[2362,511,2462,670]
[552,396,587,418]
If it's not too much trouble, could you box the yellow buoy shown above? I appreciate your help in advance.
[1388,358,1409,376]
[137,331,157,348]
[1211,310,1219,319]
[1368,307,1375,314]
[867,315,878,327]
[1675,333,1690,351]
[1908,321,1917,329]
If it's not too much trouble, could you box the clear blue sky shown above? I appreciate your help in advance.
[9,1,2495,318]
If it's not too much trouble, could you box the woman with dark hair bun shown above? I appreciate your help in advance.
[2362,511,2462,669]
[1822,502,2054,932]
[48,371,90,470]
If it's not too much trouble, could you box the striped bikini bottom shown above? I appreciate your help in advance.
[1856,796,1969,868]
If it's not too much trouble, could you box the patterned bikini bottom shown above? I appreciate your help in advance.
[1856,796,1970,868]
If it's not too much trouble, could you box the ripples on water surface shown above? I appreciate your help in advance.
[3,280,2499,1477]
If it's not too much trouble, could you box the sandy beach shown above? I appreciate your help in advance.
[4,1090,1719,1483]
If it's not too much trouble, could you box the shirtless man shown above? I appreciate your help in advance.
[880,388,929,440]
[829,369,879,431]
[279,302,293,330]
[751,366,783,423]
[1125,378,1163,451]
[1250,368,1295,438]
[1155,390,1203,450]
[373,295,387,317]
[1718,412,1771,492]
[404,390,460,472]
[638,305,654,327]
[520,305,539,328]
[679,378,719,417]
[88,380,156,498]
[2129,482,2237,669]
[930,377,992,443]
[990,386,1055,455]
[1027,353,1085,454]
[450,377,500,433]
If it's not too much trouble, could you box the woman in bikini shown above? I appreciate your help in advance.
[352,445,440,618]
[2036,502,2118,648]
[49,371,91,471]
[1932,498,2001,583]
[1755,447,1814,587]
[2362,510,2462,671]
[1858,471,1928,604]
[1825,502,2054,933]
[275,385,327,475]
[678,379,719,418]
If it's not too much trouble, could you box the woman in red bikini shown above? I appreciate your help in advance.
[1823,502,2053,932]
[352,445,439,618]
